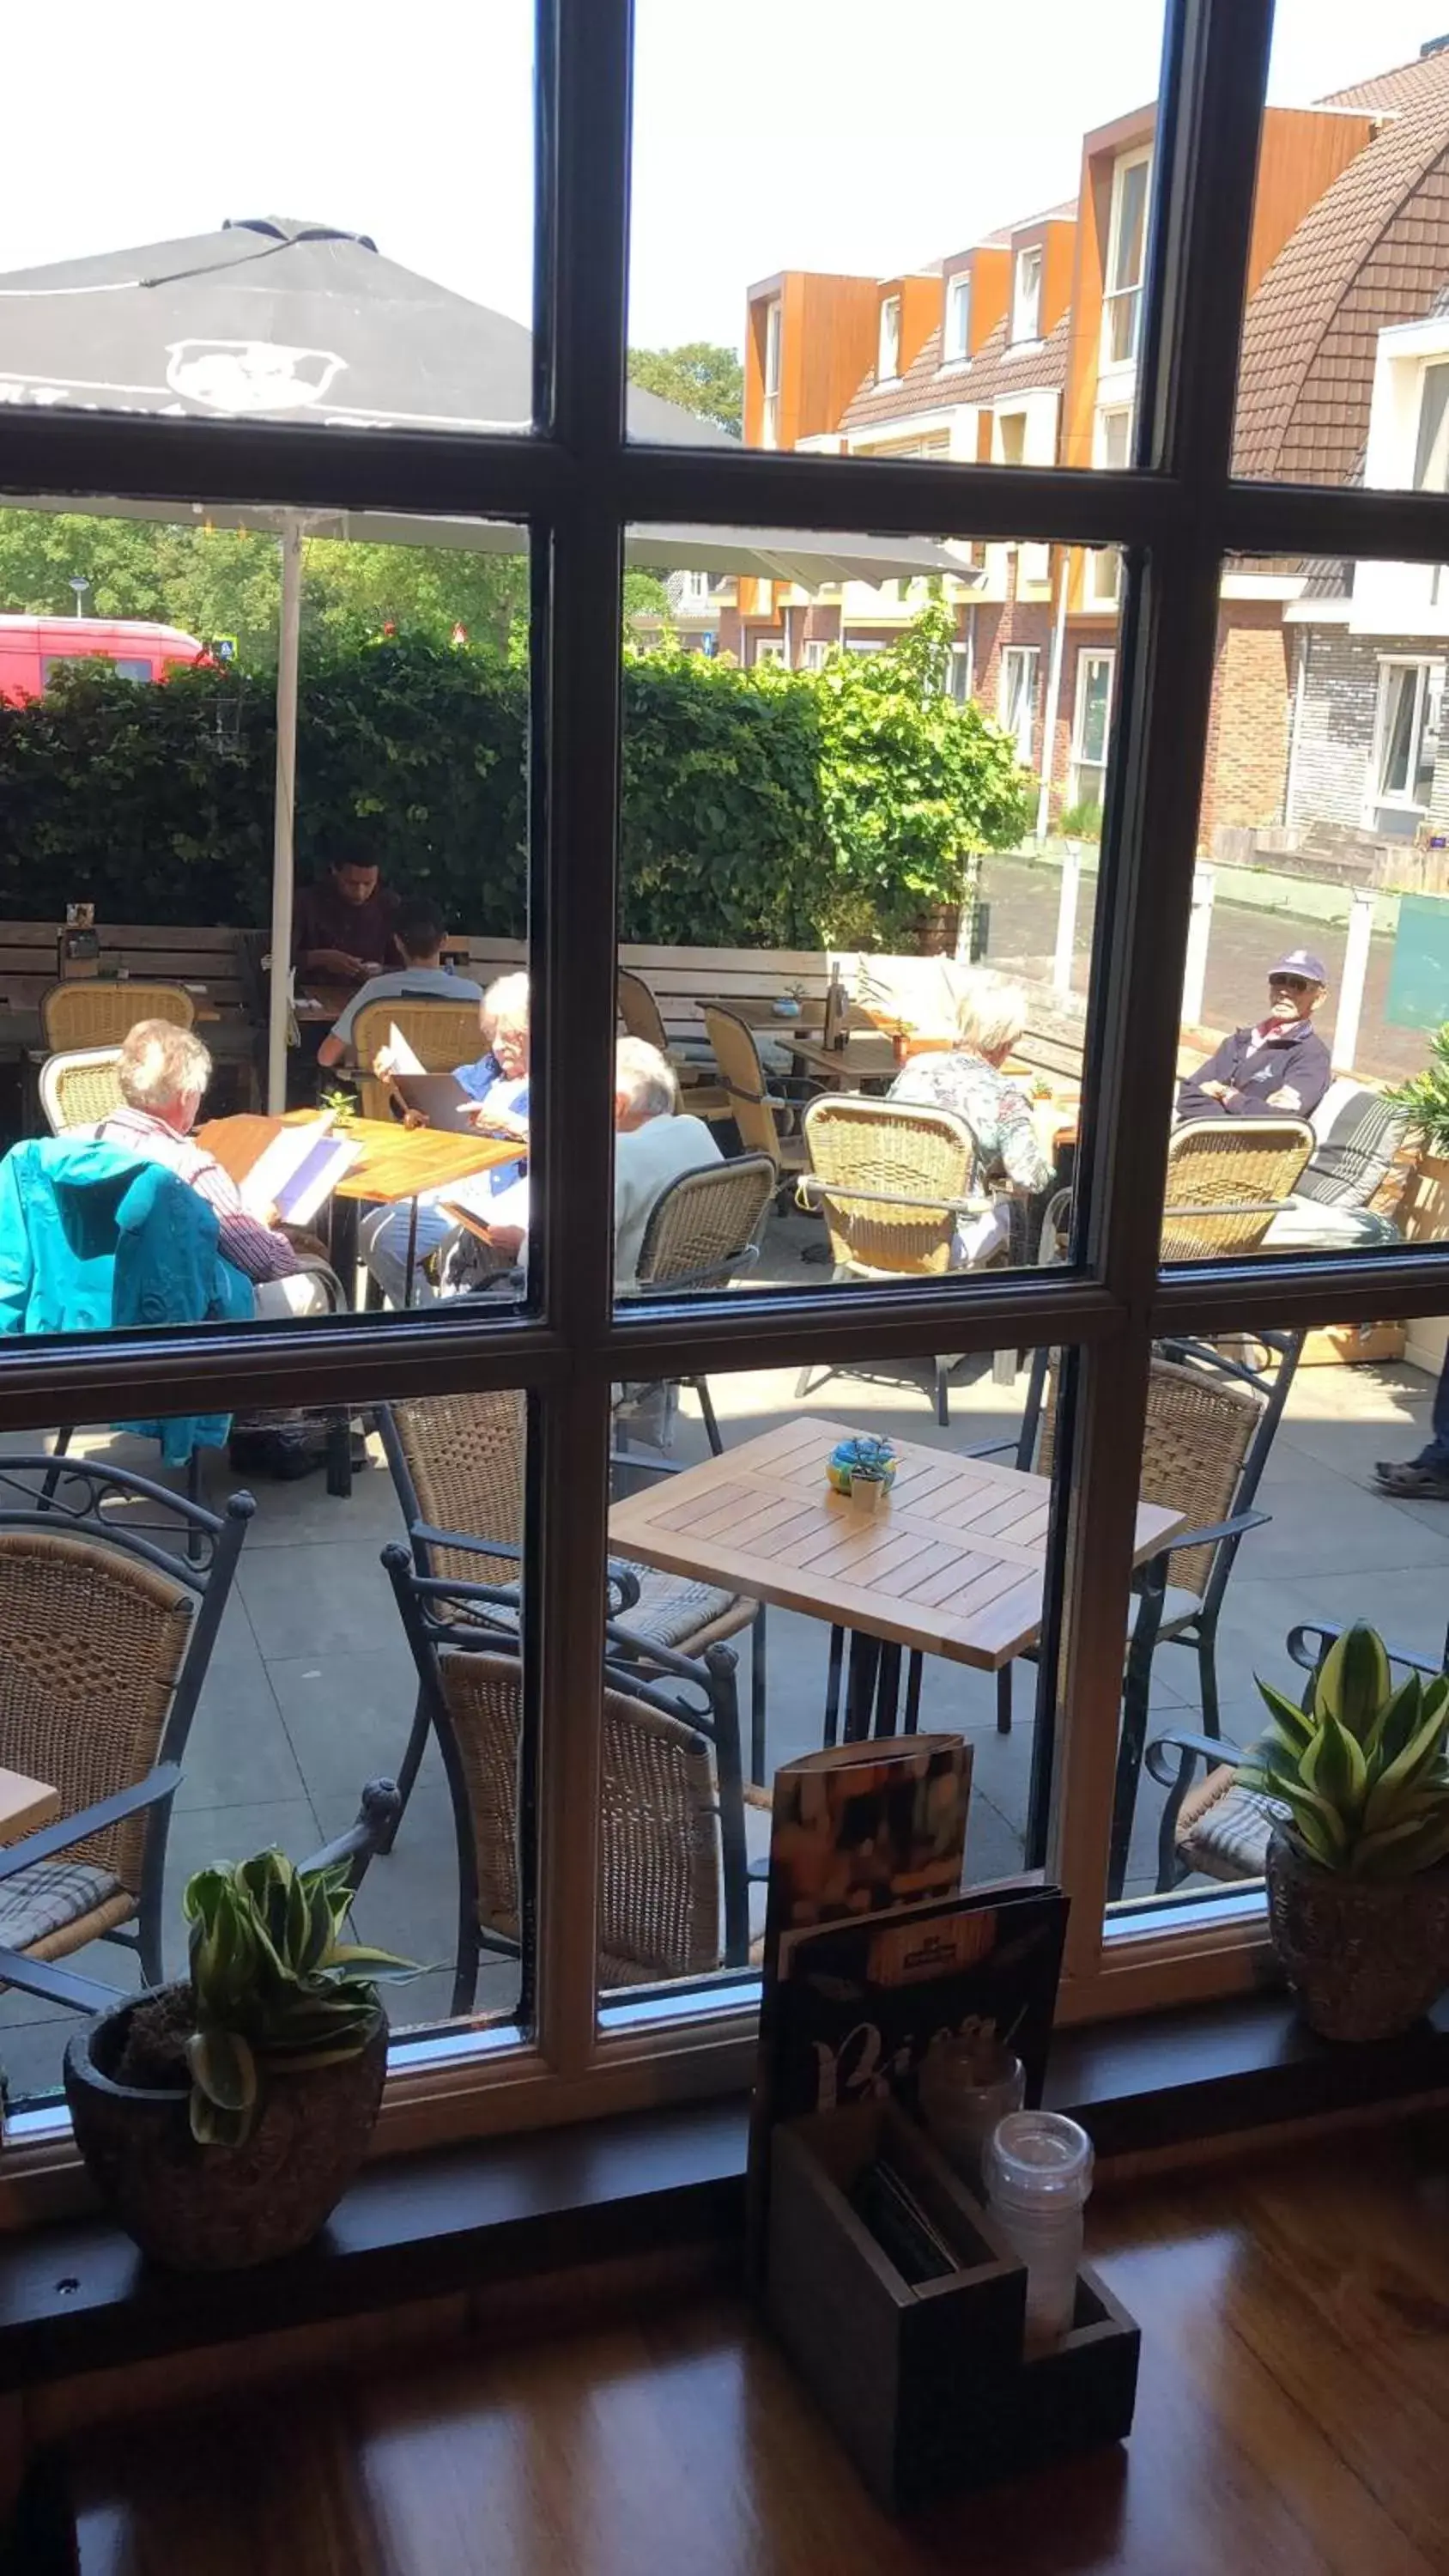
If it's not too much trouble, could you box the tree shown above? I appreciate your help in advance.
[627,343,743,437]
[0,509,529,661]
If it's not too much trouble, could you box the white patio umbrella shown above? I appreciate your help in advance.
[0,219,975,1103]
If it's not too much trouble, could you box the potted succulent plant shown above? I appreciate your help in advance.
[1240,1623,1449,2042]
[65,1848,414,2270]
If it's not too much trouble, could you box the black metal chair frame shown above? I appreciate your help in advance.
[0,1451,255,1985]
[383,1545,749,2016]
[1146,1614,1449,1896]
[982,1330,1304,1899]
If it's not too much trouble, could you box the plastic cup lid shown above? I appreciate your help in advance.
[984,2110,1094,2202]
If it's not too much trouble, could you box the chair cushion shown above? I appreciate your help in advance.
[1299,1082,1407,1209]
[0,1857,124,1950]
[616,1564,743,1650]
[1179,1781,1279,1882]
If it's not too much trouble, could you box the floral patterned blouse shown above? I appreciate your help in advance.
[888,1050,1052,1198]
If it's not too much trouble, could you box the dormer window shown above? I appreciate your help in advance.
[1103,152,1150,368]
[1415,361,1449,489]
[1012,246,1042,344]
[761,296,782,447]
[878,294,902,381]
[944,273,972,365]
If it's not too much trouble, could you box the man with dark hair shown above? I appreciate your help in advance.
[1175,950,1332,1125]
[317,899,483,1069]
[292,856,401,992]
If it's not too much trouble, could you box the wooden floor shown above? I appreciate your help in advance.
[68,2120,1449,2576]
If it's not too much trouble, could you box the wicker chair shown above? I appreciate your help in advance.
[617,970,728,1116]
[384,1547,749,2011]
[0,1451,252,1985]
[1160,1117,1314,1261]
[41,983,194,1050]
[349,995,484,1121]
[378,1388,765,1814]
[795,1092,997,1426]
[39,1046,124,1134]
[1147,1617,1449,1897]
[630,1151,777,1449]
[703,1005,809,1176]
[989,1333,1303,1899]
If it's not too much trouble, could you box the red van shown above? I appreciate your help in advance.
[0,616,206,706]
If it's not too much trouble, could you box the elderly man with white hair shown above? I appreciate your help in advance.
[435,1035,722,1301]
[361,969,532,1306]
[888,972,1052,1266]
[98,1020,341,1319]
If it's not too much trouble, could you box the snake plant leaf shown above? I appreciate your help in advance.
[1284,1805,1348,1870]
[1316,1624,1391,1744]
[1353,1806,1449,1879]
[1363,1700,1449,1829]
[189,2089,253,2150]
[1306,1710,1368,1817]
[1254,1679,1317,1751]
[1363,1673,1422,1769]
[186,2026,258,2148]
[326,1941,421,1975]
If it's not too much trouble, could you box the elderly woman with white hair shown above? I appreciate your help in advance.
[888,974,1052,1265]
[361,969,531,1305]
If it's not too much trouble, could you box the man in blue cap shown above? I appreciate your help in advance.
[1175,950,1331,1125]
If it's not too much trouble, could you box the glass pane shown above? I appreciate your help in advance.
[1170,550,1449,1265]
[0,1395,535,2110]
[1,9,535,436]
[627,0,1165,465]
[0,495,533,1327]
[616,526,1127,1298]
[1112,1323,1449,1922]
[601,1338,1071,2014]
[1234,15,1449,489]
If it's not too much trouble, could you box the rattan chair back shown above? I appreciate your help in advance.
[39,1047,124,1134]
[1161,1117,1313,1260]
[801,1092,980,1276]
[435,1647,725,1984]
[635,1153,776,1291]
[349,995,485,1121]
[1040,1355,1262,1601]
[41,983,194,1051]
[0,1530,191,1892]
[702,1005,785,1162]
[616,969,671,1054]
[385,1388,524,1588]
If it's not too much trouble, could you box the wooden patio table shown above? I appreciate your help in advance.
[609,1412,1184,1744]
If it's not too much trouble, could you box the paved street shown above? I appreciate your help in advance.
[979,853,1426,1083]
[3,1334,1445,2108]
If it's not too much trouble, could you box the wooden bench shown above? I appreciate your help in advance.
[0,920,264,1115]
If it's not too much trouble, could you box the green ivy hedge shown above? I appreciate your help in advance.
[0,609,1028,948]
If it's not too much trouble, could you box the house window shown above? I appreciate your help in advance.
[754,635,787,666]
[1088,409,1132,601]
[802,639,832,672]
[999,645,1040,763]
[997,411,1028,467]
[1102,152,1150,368]
[1070,651,1115,805]
[1370,657,1444,825]
[947,641,973,702]
[944,272,972,364]
[878,294,902,382]
[1012,245,1043,344]
[761,297,782,447]
[1414,363,1449,491]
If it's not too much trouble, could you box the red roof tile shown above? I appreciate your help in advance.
[839,312,1069,437]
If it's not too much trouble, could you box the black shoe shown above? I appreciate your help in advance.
[1373,1459,1449,1499]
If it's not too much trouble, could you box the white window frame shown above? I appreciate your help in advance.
[1101,149,1151,373]
[1367,654,1444,823]
[943,272,972,367]
[1070,649,1116,805]
[947,640,973,702]
[761,296,782,447]
[999,644,1040,764]
[1088,408,1133,602]
[802,639,831,672]
[877,293,902,383]
[753,635,787,667]
[1011,245,1043,346]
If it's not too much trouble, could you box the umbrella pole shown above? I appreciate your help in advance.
[266,514,305,1114]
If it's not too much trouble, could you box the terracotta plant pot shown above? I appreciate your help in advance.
[1265,1829,1449,2043]
[64,1984,388,2270]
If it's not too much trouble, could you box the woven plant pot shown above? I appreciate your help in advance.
[1265,1829,1449,2043]
[64,1985,387,2271]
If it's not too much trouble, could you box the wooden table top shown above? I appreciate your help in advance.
[199,1112,518,1207]
[0,1767,58,1845]
[609,1414,1185,1672]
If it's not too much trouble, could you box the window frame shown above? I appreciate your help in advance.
[943,271,972,367]
[999,642,1040,764]
[1367,653,1444,822]
[761,295,782,447]
[1070,647,1116,802]
[877,293,902,383]
[1,0,1447,2184]
[1102,147,1152,372]
[1011,244,1043,346]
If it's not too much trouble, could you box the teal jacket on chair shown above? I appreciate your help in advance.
[0,1139,252,1462]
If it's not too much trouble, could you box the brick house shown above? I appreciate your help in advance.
[699,49,1449,850]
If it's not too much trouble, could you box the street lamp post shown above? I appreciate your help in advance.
[68,577,89,619]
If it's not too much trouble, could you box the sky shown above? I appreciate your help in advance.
[3,3,1446,354]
